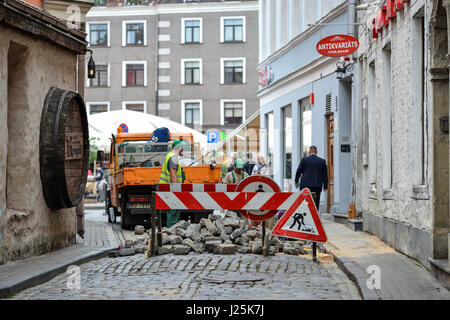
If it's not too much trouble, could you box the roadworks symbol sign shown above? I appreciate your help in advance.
[272,188,327,243]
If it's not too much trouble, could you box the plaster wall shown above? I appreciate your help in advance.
[356,0,449,266]
[0,24,78,263]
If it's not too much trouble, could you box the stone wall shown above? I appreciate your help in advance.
[355,0,449,268]
[0,23,79,263]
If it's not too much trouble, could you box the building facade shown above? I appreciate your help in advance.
[85,0,259,134]
[0,0,89,263]
[257,0,355,216]
[354,0,449,281]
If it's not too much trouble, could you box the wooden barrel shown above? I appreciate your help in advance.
[39,87,89,211]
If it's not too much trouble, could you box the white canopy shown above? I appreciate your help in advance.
[88,110,207,152]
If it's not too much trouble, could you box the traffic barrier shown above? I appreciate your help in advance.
[157,183,237,192]
[155,192,299,211]
[150,177,327,259]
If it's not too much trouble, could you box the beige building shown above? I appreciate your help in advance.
[0,0,90,263]
[354,0,449,287]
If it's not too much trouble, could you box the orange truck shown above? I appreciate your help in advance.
[105,131,221,229]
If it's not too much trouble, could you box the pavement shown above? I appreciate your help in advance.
[6,253,361,300]
[321,218,450,300]
[1,201,449,300]
[0,203,118,299]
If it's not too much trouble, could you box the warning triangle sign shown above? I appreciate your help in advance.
[272,188,327,243]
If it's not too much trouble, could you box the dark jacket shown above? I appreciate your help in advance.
[243,161,256,176]
[295,154,328,190]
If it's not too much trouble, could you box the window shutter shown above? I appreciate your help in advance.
[325,93,332,114]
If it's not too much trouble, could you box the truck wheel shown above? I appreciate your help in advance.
[120,194,131,230]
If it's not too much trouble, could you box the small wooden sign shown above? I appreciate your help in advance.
[65,133,83,160]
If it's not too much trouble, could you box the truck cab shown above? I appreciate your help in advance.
[105,132,221,229]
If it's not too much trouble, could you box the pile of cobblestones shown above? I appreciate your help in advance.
[114,211,308,257]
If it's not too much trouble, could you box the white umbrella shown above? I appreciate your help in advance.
[87,110,207,152]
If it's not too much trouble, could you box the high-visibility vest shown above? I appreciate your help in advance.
[159,151,182,184]
[231,171,245,184]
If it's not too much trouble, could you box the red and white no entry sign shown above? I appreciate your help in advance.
[235,176,281,221]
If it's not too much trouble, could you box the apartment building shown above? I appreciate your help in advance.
[85,0,259,133]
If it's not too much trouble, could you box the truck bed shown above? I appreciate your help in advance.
[114,165,221,187]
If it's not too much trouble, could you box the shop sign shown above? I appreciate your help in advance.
[372,0,409,39]
[258,65,273,87]
[316,34,359,57]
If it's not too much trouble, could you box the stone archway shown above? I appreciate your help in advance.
[430,0,450,272]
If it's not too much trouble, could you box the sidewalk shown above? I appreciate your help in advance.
[321,218,450,300]
[0,218,119,299]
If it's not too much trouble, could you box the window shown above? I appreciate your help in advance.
[123,101,146,113]
[301,97,312,158]
[283,105,292,180]
[88,64,108,87]
[182,18,202,44]
[368,61,377,188]
[182,100,202,125]
[224,102,243,125]
[94,0,106,6]
[221,58,245,84]
[221,17,245,42]
[412,12,426,186]
[88,23,109,46]
[122,61,147,86]
[182,59,202,84]
[221,100,245,125]
[87,102,109,115]
[382,44,392,190]
[266,112,274,169]
[122,20,146,46]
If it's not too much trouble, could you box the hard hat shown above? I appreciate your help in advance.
[234,158,244,169]
[172,139,187,149]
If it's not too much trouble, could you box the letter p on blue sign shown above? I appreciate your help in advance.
[207,131,219,143]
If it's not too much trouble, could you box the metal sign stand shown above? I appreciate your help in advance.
[311,192,318,263]
[261,221,266,256]
[312,242,317,262]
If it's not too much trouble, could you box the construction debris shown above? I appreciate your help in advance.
[110,211,310,257]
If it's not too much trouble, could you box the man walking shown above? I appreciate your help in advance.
[243,152,257,176]
[294,146,328,211]
[159,139,186,227]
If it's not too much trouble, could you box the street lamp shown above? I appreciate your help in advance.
[87,49,96,79]
[335,57,355,80]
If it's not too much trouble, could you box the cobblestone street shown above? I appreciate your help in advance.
[9,253,361,300]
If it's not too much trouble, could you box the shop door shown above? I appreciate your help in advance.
[327,114,334,212]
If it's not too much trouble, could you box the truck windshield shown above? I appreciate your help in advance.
[116,140,195,169]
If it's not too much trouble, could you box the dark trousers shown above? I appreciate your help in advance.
[308,187,322,211]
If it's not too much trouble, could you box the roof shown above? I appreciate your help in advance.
[0,0,87,53]
[88,110,207,151]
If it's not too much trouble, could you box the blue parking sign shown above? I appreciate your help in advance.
[207,131,219,143]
